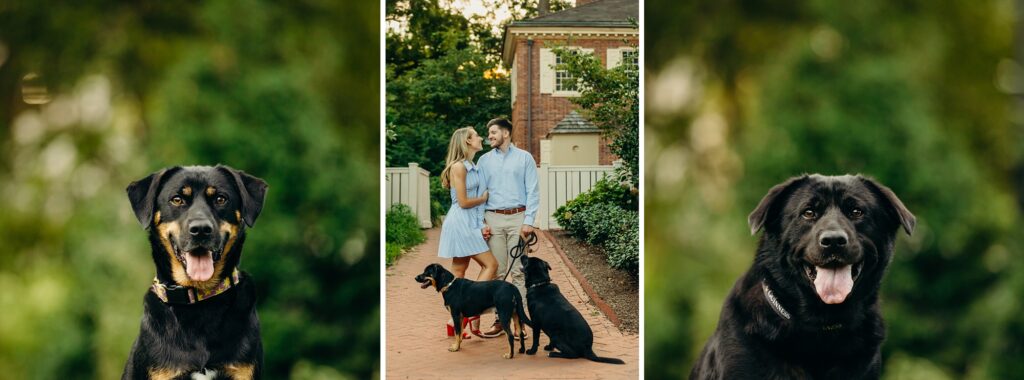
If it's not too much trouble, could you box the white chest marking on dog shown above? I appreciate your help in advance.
[191,369,218,380]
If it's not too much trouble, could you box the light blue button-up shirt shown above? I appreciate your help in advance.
[477,144,540,226]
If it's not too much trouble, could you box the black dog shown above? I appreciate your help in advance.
[519,255,625,364]
[122,165,267,380]
[415,263,530,358]
[691,174,915,380]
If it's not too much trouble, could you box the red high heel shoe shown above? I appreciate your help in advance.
[446,316,480,339]
[465,315,483,337]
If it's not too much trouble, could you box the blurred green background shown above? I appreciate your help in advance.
[0,1,379,379]
[645,0,1023,379]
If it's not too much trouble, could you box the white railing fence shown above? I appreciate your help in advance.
[537,162,617,230]
[385,163,432,228]
[385,161,616,230]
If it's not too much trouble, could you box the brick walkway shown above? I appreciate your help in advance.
[386,228,639,379]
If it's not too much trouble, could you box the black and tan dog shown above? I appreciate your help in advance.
[519,255,625,364]
[415,263,530,359]
[122,165,267,380]
[691,174,915,379]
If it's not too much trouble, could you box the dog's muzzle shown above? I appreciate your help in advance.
[415,275,434,289]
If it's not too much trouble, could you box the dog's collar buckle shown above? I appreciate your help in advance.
[439,278,457,294]
[762,280,791,320]
[151,269,241,304]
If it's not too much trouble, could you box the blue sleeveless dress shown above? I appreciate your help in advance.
[438,160,490,258]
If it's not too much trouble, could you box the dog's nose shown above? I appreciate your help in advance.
[819,230,848,248]
[188,219,215,238]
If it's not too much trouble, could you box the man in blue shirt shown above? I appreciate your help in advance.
[477,118,540,338]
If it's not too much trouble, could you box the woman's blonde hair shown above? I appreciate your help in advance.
[440,127,476,189]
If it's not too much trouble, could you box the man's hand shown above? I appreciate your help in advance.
[482,225,492,241]
[520,224,534,239]
[520,225,535,252]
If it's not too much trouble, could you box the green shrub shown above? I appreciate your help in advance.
[576,203,638,273]
[577,203,633,246]
[606,215,639,275]
[555,176,636,239]
[552,176,639,274]
[385,242,403,267]
[429,176,452,222]
[386,204,425,249]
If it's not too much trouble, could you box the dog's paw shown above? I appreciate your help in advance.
[519,347,525,353]
[543,344,553,351]
[448,345,460,352]
[526,349,537,355]
[503,353,512,359]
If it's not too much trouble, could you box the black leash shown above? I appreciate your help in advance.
[502,232,538,281]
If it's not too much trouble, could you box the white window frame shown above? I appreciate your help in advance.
[554,52,579,94]
[546,47,593,97]
[607,47,638,71]
[621,49,638,73]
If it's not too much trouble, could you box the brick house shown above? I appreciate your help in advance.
[500,0,639,165]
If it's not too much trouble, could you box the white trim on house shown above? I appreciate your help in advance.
[510,58,518,108]
[501,26,639,66]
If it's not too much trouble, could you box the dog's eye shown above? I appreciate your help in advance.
[801,209,817,220]
[170,196,185,207]
[850,208,864,219]
[215,195,228,206]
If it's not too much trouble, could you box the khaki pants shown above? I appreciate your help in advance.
[486,211,527,308]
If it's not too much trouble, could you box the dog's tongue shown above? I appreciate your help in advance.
[185,251,214,281]
[814,264,853,304]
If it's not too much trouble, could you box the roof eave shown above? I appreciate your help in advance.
[501,24,639,67]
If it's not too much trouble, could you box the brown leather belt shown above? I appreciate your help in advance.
[488,206,525,215]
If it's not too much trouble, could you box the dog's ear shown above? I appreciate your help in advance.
[434,265,454,290]
[544,260,551,270]
[217,165,268,227]
[859,176,916,235]
[748,175,808,235]
[126,167,180,230]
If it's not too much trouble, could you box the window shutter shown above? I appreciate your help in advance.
[539,48,554,94]
[607,48,621,69]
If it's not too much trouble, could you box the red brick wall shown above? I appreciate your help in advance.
[509,35,638,165]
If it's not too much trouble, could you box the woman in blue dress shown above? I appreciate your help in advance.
[438,126,498,336]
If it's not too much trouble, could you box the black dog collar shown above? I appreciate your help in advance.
[761,280,791,320]
[151,269,241,304]
[528,280,550,290]
[762,280,846,331]
[439,278,457,294]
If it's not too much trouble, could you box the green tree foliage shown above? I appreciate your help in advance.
[553,43,640,187]
[386,0,508,175]
[386,47,510,174]
[386,0,492,76]
[645,1,1022,379]
[385,0,572,176]
[0,1,379,378]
